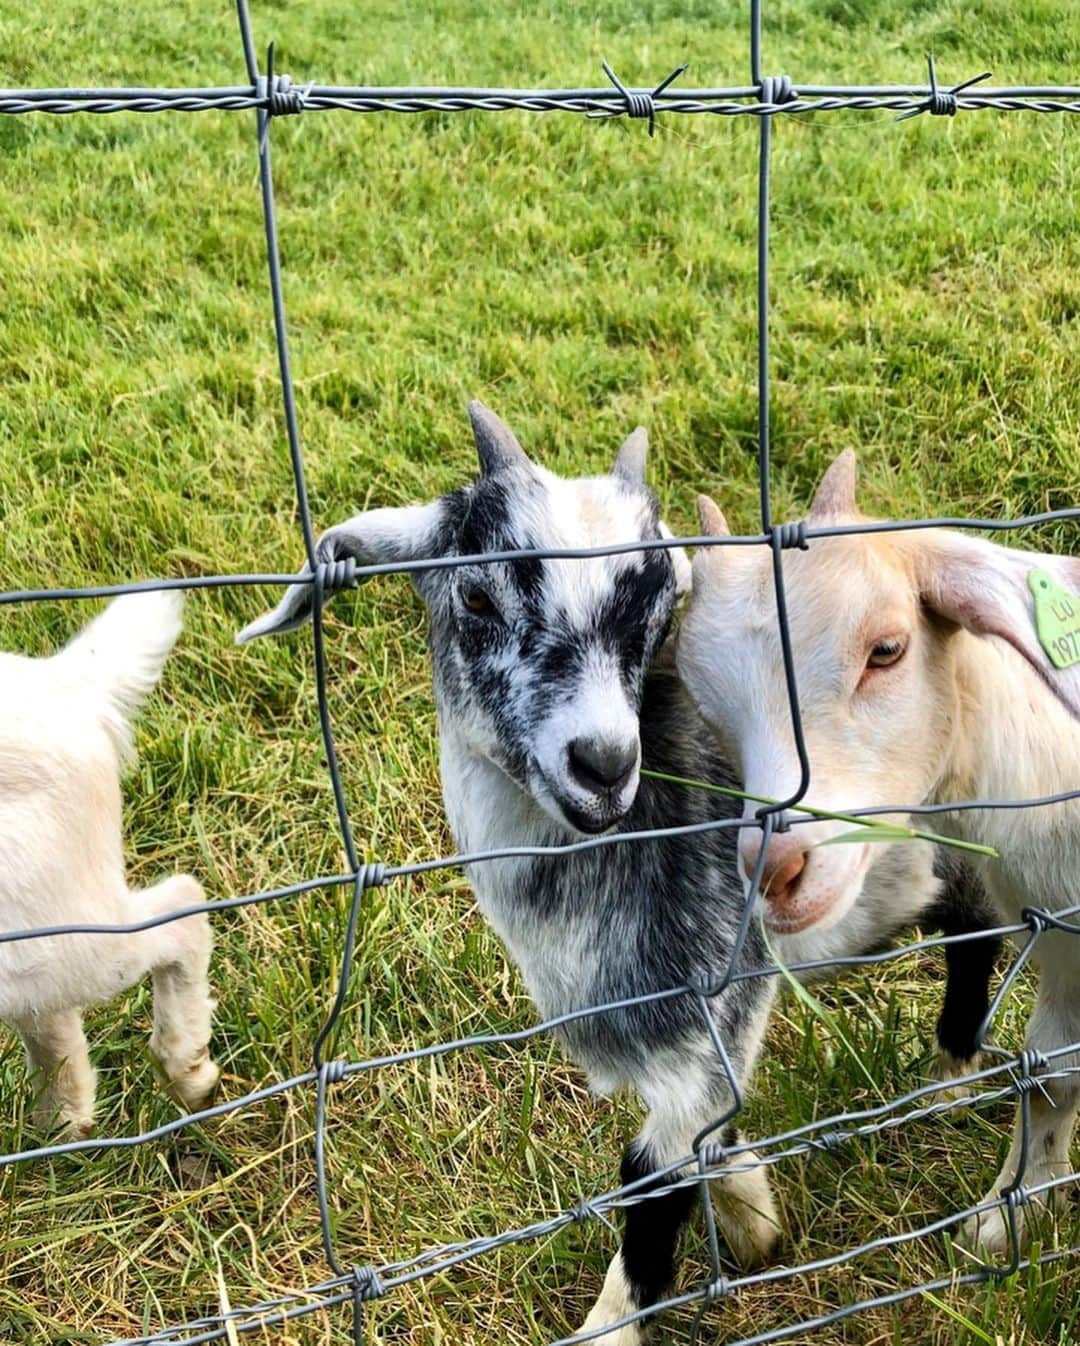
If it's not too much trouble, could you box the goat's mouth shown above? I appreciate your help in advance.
[532,768,639,838]
[553,799,623,836]
[761,845,870,936]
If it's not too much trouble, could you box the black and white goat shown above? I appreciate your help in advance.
[239,406,999,1343]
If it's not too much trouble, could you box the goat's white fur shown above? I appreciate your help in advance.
[677,454,1080,1254]
[0,592,219,1135]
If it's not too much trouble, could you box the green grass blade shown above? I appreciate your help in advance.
[757,912,885,1102]
[640,768,997,858]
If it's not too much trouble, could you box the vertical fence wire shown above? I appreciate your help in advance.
[0,1,1078,1342]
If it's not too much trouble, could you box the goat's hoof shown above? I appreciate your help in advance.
[578,1304,645,1346]
[579,1256,646,1345]
[169,1054,221,1111]
[729,1211,782,1270]
[152,1042,221,1111]
[929,1051,981,1103]
[958,1205,1013,1260]
[714,1157,783,1270]
[576,1320,645,1346]
[31,1095,95,1140]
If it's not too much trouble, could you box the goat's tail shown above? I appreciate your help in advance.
[59,590,184,762]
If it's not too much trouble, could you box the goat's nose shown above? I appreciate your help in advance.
[741,842,808,908]
[567,737,638,794]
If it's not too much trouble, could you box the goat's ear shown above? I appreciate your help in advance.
[468,401,529,476]
[914,530,1080,720]
[612,426,647,485]
[236,501,445,643]
[659,521,692,595]
[808,449,858,522]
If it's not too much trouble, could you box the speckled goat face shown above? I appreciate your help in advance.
[420,433,685,836]
[236,403,690,837]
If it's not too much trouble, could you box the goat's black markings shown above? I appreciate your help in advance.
[926,855,1004,1061]
[619,1140,700,1313]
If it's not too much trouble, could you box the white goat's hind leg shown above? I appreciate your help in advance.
[137,875,219,1109]
[18,1009,97,1138]
[962,1086,1080,1257]
[962,974,1080,1257]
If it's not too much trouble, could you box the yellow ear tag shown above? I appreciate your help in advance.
[1028,568,1080,670]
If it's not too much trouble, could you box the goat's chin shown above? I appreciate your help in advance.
[531,771,636,839]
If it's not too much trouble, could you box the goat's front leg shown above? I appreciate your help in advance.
[578,1087,780,1343]
[16,1008,97,1138]
[578,1138,699,1346]
[132,875,219,1109]
[924,855,1001,1098]
[931,916,1001,1098]
[961,966,1080,1257]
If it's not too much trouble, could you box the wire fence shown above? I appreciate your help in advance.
[1,0,1078,1342]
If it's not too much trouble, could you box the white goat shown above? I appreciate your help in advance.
[0,592,219,1137]
[677,450,1080,1255]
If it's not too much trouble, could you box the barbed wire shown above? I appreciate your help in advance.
[1,0,1078,1342]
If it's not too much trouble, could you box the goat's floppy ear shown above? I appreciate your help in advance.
[808,449,857,522]
[468,401,529,476]
[612,427,647,485]
[236,501,445,643]
[914,530,1080,720]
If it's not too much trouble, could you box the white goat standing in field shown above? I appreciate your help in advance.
[677,451,1080,1256]
[0,592,219,1137]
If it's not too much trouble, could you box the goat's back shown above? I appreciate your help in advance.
[0,593,182,1016]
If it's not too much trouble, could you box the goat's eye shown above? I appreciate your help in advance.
[867,637,907,669]
[461,586,495,616]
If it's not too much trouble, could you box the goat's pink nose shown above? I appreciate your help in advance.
[742,844,808,909]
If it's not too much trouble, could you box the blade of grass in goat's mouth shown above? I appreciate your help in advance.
[639,769,998,858]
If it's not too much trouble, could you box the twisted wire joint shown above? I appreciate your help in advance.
[1022,906,1053,935]
[351,1265,386,1302]
[810,1129,851,1152]
[896,53,992,122]
[773,521,808,550]
[593,59,688,136]
[759,74,798,107]
[316,557,360,593]
[704,1275,730,1302]
[321,1059,349,1085]
[358,861,389,890]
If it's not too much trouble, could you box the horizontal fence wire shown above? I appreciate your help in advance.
[1,0,1078,1342]
[4,84,1080,117]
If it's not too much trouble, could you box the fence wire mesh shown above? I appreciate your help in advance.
[1,0,1078,1341]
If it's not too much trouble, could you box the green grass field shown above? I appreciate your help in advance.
[2,0,1080,1342]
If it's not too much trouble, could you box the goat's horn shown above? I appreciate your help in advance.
[808,449,858,520]
[612,427,648,484]
[696,494,729,538]
[468,401,529,475]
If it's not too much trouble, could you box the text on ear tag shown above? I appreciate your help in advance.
[1028,568,1080,670]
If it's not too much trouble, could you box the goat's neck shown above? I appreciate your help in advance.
[936,631,1080,809]
[933,632,1080,919]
